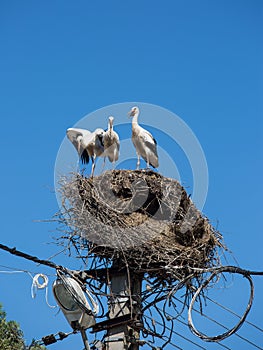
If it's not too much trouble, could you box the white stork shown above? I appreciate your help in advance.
[103,116,120,165]
[128,106,159,169]
[66,127,104,177]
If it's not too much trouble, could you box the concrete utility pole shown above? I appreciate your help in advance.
[92,266,142,350]
[80,328,91,350]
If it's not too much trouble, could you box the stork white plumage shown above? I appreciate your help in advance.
[128,106,159,170]
[103,116,120,165]
[66,127,104,177]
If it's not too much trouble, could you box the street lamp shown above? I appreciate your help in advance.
[53,275,98,350]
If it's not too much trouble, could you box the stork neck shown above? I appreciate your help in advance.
[132,113,139,125]
[108,120,113,134]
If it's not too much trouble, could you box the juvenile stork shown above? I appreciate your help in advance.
[66,127,104,177]
[128,106,159,169]
[103,116,120,165]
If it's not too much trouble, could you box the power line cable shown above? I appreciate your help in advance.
[0,264,56,276]
[0,270,25,274]
[167,341,184,350]
[173,297,263,350]
[188,269,254,342]
[144,314,207,350]
[0,243,59,269]
[175,316,232,350]
[206,296,263,333]
[190,309,262,350]
[151,306,232,350]
[1,242,263,348]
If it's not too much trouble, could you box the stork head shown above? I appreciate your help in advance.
[128,106,139,118]
[76,135,83,153]
[94,128,105,146]
[94,128,105,137]
[66,128,83,154]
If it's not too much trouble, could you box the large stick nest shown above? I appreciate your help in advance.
[58,170,223,281]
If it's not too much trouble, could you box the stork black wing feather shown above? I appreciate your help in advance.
[97,134,104,146]
[144,139,158,157]
[81,149,90,164]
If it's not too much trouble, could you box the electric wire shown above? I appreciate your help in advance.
[0,270,25,274]
[167,341,184,350]
[152,306,232,350]
[142,276,262,350]
[188,272,254,342]
[1,243,263,349]
[144,314,206,350]
[175,317,232,350]
[206,296,263,333]
[30,273,57,309]
[0,264,56,276]
[0,266,57,308]
[173,297,263,349]
[144,312,205,349]
[0,243,59,269]
[198,312,263,350]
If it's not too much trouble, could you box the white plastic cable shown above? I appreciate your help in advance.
[31,273,56,308]
[31,273,49,297]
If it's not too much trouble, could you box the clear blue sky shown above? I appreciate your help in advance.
[0,1,262,349]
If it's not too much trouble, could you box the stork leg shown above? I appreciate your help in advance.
[136,154,140,170]
[91,157,96,178]
[146,157,150,169]
[145,151,150,169]
[101,157,106,172]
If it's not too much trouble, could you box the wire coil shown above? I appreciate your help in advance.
[31,273,56,308]
[31,273,49,298]
[188,268,254,342]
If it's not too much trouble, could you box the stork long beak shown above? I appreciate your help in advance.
[128,109,133,118]
[77,141,81,154]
